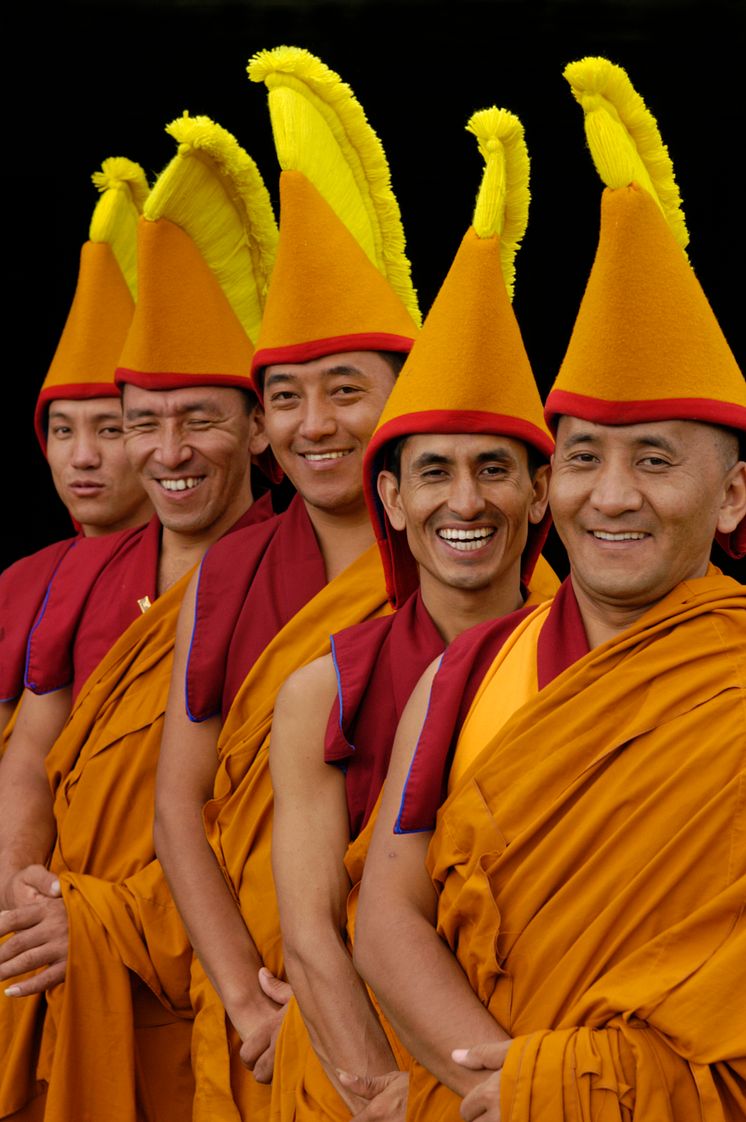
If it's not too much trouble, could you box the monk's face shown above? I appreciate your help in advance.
[46,397,153,536]
[122,384,263,538]
[550,417,746,615]
[259,351,397,520]
[378,433,549,598]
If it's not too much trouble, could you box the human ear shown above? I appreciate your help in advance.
[248,406,270,456]
[528,463,551,525]
[716,460,746,534]
[377,470,407,531]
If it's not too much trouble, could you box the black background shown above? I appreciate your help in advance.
[7,0,744,577]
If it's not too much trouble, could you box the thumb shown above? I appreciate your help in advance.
[21,865,61,898]
[452,1040,511,1071]
[336,1069,394,1100]
[258,966,292,1006]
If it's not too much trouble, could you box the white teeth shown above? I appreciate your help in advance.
[438,528,494,541]
[160,477,201,492]
[301,451,350,461]
[592,531,647,541]
[438,528,495,551]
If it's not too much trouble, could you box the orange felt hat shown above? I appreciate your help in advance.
[364,109,554,607]
[247,47,420,383]
[115,114,277,394]
[36,158,148,452]
[546,58,746,558]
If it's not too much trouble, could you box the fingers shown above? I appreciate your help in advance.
[251,1040,276,1084]
[452,1040,511,1071]
[459,1070,502,1122]
[17,866,61,899]
[4,960,66,998]
[257,966,292,1006]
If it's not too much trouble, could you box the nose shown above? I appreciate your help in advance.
[447,471,487,521]
[589,462,644,516]
[297,396,338,442]
[69,432,102,469]
[153,423,193,470]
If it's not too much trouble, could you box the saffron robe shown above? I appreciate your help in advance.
[0,499,273,1122]
[271,566,559,1122]
[404,571,746,1121]
[190,544,390,1122]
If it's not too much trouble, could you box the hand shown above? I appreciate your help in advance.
[336,1069,408,1120]
[453,1041,512,1122]
[3,865,61,909]
[237,966,292,1083]
[0,880,68,997]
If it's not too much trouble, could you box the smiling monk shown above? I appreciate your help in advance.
[0,159,152,741]
[267,105,557,1122]
[0,115,278,1120]
[355,58,746,1122]
[153,47,421,1122]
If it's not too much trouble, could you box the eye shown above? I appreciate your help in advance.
[332,384,363,399]
[480,464,509,478]
[639,454,671,467]
[100,426,123,437]
[268,390,299,406]
[567,451,598,465]
[50,425,72,437]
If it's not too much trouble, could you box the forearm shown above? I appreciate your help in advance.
[154,801,266,1034]
[355,903,506,1098]
[0,756,56,907]
[285,923,398,1108]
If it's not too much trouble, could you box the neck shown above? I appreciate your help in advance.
[80,497,155,538]
[303,501,376,583]
[420,570,525,646]
[157,493,253,596]
[570,577,660,649]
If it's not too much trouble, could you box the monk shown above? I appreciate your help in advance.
[267,105,557,1122]
[0,159,152,739]
[154,47,421,1121]
[0,114,277,1120]
[354,59,746,1122]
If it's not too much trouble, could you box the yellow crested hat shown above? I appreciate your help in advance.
[36,158,148,451]
[247,47,420,380]
[364,109,554,607]
[115,114,277,393]
[546,58,746,556]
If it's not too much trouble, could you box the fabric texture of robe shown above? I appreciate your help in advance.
[404,571,745,1121]
[190,544,389,1122]
[272,571,559,1122]
[0,498,273,1122]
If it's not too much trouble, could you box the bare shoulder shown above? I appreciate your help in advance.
[275,653,337,715]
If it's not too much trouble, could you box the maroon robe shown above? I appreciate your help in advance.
[24,495,273,702]
[397,578,590,833]
[0,536,79,703]
[186,494,327,722]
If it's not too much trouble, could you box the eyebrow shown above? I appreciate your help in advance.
[409,447,519,471]
[124,400,220,421]
[264,365,369,388]
[563,431,678,455]
[49,409,122,423]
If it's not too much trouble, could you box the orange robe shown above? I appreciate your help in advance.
[405,572,746,1121]
[190,544,390,1122]
[270,565,559,1122]
[0,572,195,1122]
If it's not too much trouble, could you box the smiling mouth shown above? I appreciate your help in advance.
[590,531,649,541]
[299,450,353,462]
[157,477,204,492]
[437,527,496,552]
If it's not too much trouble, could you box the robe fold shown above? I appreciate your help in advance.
[272,573,559,1121]
[404,572,745,1121]
[191,544,389,1121]
[0,499,273,1122]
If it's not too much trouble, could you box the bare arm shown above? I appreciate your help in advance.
[0,698,16,745]
[271,657,400,1114]
[154,570,283,1077]
[0,686,71,908]
[354,661,509,1099]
